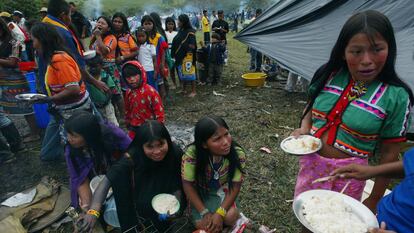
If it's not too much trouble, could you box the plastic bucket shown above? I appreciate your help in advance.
[24,72,50,128]
[18,61,36,72]
[25,72,37,92]
[103,197,120,228]
[241,72,267,87]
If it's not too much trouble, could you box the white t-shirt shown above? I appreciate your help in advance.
[138,42,156,72]
[165,31,178,49]
[8,22,26,51]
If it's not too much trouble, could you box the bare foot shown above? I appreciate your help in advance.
[188,92,196,98]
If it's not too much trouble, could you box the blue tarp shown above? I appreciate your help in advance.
[235,0,414,90]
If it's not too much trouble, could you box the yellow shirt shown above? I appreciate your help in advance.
[202,16,210,33]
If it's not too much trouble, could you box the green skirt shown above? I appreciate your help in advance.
[190,186,238,222]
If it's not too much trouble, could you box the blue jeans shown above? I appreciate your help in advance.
[249,48,262,71]
[0,112,12,128]
[40,116,64,161]
[39,102,102,161]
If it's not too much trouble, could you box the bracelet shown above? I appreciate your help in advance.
[199,208,210,218]
[215,206,227,218]
[87,209,100,218]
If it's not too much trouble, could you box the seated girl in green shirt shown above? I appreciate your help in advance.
[182,116,246,233]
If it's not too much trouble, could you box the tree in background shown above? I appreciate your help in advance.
[0,0,44,19]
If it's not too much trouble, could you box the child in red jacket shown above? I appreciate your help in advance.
[121,61,165,138]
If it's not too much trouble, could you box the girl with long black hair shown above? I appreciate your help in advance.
[112,12,138,65]
[31,23,92,138]
[140,15,168,100]
[76,120,188,233]
[64,111,131,210]
[165,17,178,89]
[171,14,197,97]
[182,116,246,233]
[291,10,413,212]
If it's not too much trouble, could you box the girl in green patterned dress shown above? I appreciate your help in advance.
[182,116,246,233]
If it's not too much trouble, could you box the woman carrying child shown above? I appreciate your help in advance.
[171,14,197,97]
[182,116,246,233]
[89,16,125,122]
[122,61,165,139]
[76,120,189,233]
[165,17,178,89]
[63,112,130,211]
[140,15,168,99]
[291,10,413,212]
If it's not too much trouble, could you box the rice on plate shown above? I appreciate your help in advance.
[303,194,368,233]
[281,135,321,154]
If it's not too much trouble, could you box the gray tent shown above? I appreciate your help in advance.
[235,0,414,90]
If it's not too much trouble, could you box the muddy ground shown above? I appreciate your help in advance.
[0,33,308,232]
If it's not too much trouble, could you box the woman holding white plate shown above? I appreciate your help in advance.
[291,10,413,214]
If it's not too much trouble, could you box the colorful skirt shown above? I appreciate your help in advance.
[104,63,122,95]
[177,65,196,81]
[294,152,368,200]
[0,68,33,115]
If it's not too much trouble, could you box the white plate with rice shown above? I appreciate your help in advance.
[280,135,322,155]
[293,189,379,233]
[151,193,180,215]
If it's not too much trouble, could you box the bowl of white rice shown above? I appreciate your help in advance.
[151,193,180,215]
[293,189,379,233]
[280,135,322,155]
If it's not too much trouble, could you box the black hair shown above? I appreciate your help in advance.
[65,111,115,175]
[30,23,75,69]
[69,2,76,6]
[141,15,157,39]
[134,26,149,45]
[48,0,71,18]
[96,16,113,38]
[193,116,243,194]
[86,54,103,76]
[0,16,11,23]
[303,10,414,121]
[122,63,141,78]
[24,19,39,32]
[0,17,11,43]
[112,12,130,34]
[218,10,224,15]
[128,120,175,167]
[211,32,221,41]
[256,8,262,15]
[164,17,177,32]
[0,18,12,57]
[203,10,207,13]
[178,14,192,30]
[150,12,167,39]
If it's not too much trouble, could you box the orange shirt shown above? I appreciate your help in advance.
[117,33,138,57]
[45,52,87,105]
[91,34,117,62]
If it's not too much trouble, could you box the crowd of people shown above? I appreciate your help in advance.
[0,0,413,232]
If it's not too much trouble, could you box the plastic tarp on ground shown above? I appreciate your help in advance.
[235,0,414,90]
